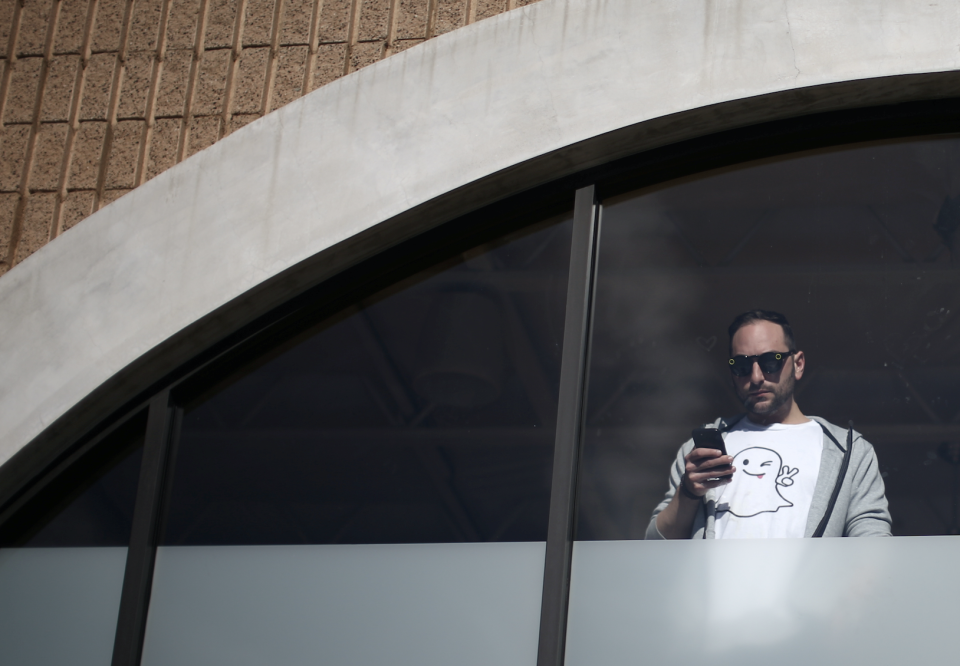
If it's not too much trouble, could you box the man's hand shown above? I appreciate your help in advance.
[655,448,735,538]
[682,448,736,497]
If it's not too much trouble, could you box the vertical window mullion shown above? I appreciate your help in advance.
[111,390,180,666]
[536,185,601,666]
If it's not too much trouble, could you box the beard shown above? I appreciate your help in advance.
[739,370,796,417]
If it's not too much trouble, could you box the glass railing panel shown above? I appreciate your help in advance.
[142,542,545,666]
[566,538,960,665]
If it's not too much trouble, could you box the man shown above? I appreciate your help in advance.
[647,310,891,539]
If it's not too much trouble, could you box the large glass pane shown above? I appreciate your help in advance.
[142,210,574,666]
[0,413,145,666]
[567,137,960,664]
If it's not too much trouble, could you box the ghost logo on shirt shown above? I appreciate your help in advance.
[721,447,798,518]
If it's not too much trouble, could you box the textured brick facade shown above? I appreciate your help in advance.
[0,0,541,276]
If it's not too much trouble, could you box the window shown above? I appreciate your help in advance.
[140,209,575,665]
[567,136,960,666]
[6,122,960,666]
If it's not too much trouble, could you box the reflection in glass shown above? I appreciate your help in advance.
[0,413,145,666]
[162,212,573,545]
[577,137,960,538]
[142,212,573,666]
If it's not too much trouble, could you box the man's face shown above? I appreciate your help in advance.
[730,321,804,419]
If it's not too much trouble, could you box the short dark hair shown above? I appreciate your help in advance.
[728,310,796,351]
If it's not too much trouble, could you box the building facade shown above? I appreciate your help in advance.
[0,0,541,273]
[2,1,960,665]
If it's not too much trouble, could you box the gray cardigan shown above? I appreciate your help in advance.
[645,415,892,539]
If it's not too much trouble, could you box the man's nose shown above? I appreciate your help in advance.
[750,361,765,384]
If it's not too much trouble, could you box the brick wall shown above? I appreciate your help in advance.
[0,0,541,276]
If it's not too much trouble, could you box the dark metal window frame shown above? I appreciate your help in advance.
[537,185,600,666]
[0,99,958,666]
[0,407,150,546]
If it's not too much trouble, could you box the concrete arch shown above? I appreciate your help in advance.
[2,0,959,487]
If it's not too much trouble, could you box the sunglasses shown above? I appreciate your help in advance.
[728,350,796,377]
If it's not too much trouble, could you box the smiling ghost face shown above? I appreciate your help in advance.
[723,447,793,517]
[737,449,779,480]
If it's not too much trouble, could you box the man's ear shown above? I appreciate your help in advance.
[793,350,805,380]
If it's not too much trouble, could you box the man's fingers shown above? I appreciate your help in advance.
[699,455,734,470]
[701,476,733,489]
[677,466,734,499]
[687,467,736,485]
[676,469,732,500]
[685,454,734,474]
[681,450,736,498]
[689,447,724,461]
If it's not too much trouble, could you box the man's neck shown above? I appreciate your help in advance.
[746,400,809,426]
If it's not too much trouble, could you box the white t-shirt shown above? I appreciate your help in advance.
[713,419,822,539]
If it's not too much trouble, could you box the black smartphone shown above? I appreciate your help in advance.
[691,427,730,481]
[691,427,727,455]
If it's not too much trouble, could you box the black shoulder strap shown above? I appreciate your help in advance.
[813,421,854,538]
